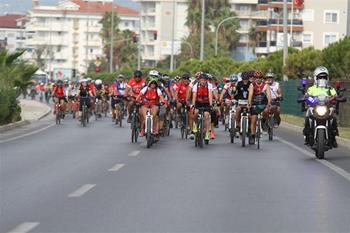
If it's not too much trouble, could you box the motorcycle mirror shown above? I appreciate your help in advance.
[301,78,308,86]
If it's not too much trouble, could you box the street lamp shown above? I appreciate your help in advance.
[199,0,205,61]
[170,0,176,71]
[215,11,267,57]
[109,0,115,73]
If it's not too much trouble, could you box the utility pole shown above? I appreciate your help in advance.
[283,0,288,81]
[199,0,205,61]
[109,1,115,73]
[137,14,141,70]
[170,0,176,71]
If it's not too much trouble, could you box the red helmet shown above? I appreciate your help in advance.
[254,71,264,79]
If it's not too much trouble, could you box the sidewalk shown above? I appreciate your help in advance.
[20,99,51,121]
[0,99,51,133]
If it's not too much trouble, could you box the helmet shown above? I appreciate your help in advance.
[223,77,230,83]
[86,78,92,82]
[241,71,249,80]
[230,74,238,82]
[265,72,275,78]
[182,73,190,80]
[254,71,264,79]
[95,79,102,85]
[149,70,159,78]
[195,71,202,79]
[199,72,208,80]
[117,74,125,79]
[313,66,329,87]
[57,80,63,86]
[134,70,142,78]
[162,74,170,80]
[148,77,158,86]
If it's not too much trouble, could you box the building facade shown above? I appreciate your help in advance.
[134,0,189,67]
[0,14,26,53]
[302,0,350,49]
[24,0,139,76]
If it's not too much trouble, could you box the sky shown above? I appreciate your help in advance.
[0,0,140,14]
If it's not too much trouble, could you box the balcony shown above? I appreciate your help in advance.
[255,41,278,54]
[256,19,303,32]
[258,0,304,10]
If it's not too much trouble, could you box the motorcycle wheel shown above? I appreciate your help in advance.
[316,129,325,159]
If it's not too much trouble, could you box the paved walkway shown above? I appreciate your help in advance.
[20,99,51,121]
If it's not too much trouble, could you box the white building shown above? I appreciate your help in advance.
[24,0,139,76]
[134,0,189,67]
[0,13,26,52]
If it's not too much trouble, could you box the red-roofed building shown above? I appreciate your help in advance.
[0,14,26,52]
[24,0,139,75]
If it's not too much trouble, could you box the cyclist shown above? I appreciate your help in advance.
[176,73,191,132]
[248,71,272,145]
[303,66,338,147]
[208,74,219,139]
[94,79,103,117]
[158,73,172,133]
[125,70,146,123]
[220,74,238,127]
[137,77,164,137]
[234,71,252,135]
[191,72,214,141]
[77,79,92,120]
[265,71,282,127]
[52,80,67,118]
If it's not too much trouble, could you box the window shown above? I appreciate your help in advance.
[240,20,249,30]
[238,5,249,12]
[303,32,313,43]
[302,9,314,22]
[124,22,129,27]
[324,11,339,24]
[90,48,93,53]
[324,33,338,46]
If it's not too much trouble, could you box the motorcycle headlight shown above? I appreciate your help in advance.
[315,106,327,116]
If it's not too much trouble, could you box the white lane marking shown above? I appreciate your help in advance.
[128,150,140,157]
[0,124,55,144]
[68,184,96,197]
[277,136,350,183]
[7,222,40,233]
[108,163,125,172]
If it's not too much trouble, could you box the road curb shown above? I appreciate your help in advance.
[0,102,51,133]
[0,120,30,133]
[280,121,350,149]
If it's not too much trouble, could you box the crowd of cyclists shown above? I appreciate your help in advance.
[43,68,289,147]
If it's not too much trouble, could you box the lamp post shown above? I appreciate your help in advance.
[109,0,115,73]
[170,0,176,71]
[199,0,205,61]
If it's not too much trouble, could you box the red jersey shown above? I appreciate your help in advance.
[89,83,96,95]
[253,82,267,95]
[140,87,162,106]
[176,83,189,101]
[53,86,65,97]
[104,85,110,95]
[127,78,145,98]
[193,83,212,104]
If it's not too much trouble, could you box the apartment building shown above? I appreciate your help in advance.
[302,0,350,49]
[24,0,139,76]
[134,0,189,67]
[0,13,26,52]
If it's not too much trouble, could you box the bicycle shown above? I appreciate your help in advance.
[237,99,250,147]
[103,97,109,117]
[228,100,237,144]
[94,97,102,121]
[252,105,264,150]
[194,107,210,148]
[130,103,141,143]
[267,98,281,141]
[115,97,124,127]
[145,107,154,148]
[179,101,189,139]
[81,97,90,127]
[54,101,62,125]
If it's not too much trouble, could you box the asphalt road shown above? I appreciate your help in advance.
[1,114,350,233]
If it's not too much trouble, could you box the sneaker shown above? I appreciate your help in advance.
[140,129,145,137]
[205,132,210,141]
[210,131,215,140]
[189,133,195,140]
[249,135,255,145]
[192,123,198,133]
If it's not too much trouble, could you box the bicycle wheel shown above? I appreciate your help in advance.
[241,118,247,147]
[198,118,204,148]
[146,118,152,148]
[268,116,274,141]
[257,118,261,150]
[184,113,189,139]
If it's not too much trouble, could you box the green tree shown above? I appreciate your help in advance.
[284,47,322,79]
[322,37,350,79]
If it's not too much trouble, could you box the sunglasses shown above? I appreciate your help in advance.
[317,76,327,80]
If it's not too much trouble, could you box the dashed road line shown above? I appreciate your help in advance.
[68,184,96,198]
[7,222,40,233]
[277,136,350,183]
[128,150,140,157]
[108,163,125,172]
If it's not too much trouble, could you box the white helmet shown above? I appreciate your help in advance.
[313,66,329,88]
[149,70,159,77]
[95,79,102,85]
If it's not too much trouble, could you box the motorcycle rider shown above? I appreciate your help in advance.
[303,66,338,148]
[265,71,282,126]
